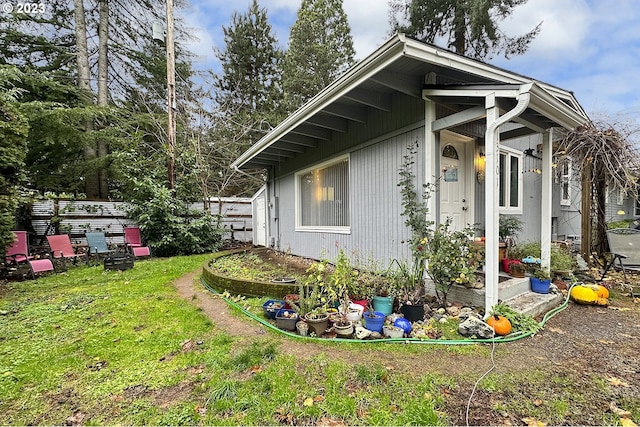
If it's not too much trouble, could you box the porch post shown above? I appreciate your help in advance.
[424,98,438,223]
[484,93,500,313]
[540,129,553,274]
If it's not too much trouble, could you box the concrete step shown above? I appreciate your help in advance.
[425,275,563,317]
[503,291,564,318]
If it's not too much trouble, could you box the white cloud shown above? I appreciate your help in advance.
[181,0,640,115]
[343,0,391,59]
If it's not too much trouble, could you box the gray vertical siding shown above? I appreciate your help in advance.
[269,129,423,269]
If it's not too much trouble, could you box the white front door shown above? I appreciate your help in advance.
[255,195,267,246]
[440,132,474,231]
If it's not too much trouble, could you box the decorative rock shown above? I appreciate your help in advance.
[458,307,482,321]
[369,331,383,339]
[355,326,371,340]
[446,306,461,317]
[458,316,494,339]
[438,317,448,324]
[436,307,446,315]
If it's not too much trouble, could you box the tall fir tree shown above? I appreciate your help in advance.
[207,0,284,198]
[214,0,284,148]
[389,0,541,60]
[283,0,355,111]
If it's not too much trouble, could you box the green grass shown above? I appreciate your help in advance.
[0,254,636,426]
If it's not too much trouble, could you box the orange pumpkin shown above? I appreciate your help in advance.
[486,314,512,336]
[594,284,609,299]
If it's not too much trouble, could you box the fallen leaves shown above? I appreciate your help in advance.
[521,416,547,426]
[607,377,631,388]
[609,401,637,426]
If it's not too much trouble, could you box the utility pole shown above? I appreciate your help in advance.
[165,0,176,191]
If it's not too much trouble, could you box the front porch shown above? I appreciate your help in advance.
[424,274,564,318]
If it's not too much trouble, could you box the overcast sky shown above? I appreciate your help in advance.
[181,0,640,119]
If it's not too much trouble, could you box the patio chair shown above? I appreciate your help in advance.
[85,232,116,261]
[47,234,89,266]
[123,227,151,258]
[601,228,640,281]
[4,231,55,279]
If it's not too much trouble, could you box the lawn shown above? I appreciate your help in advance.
[0,254,635,425]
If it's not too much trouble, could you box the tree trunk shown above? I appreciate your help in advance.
[580,158,592,263]
[453,4,466,54]
[73,0,100,198]
[97,0,109,198]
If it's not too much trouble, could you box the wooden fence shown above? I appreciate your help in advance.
[29,198,253,246]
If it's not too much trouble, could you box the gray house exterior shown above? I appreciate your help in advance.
[234,34,589,312]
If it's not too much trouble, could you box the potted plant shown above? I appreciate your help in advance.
[499,215,523,266]
[271,246,296,283]
[530,268,551,294]
[509,261,526,278]
[275,308,298,331]
[326,250,356,337]
[499,214,523,245]
[288,261,329,336]
[390,260,427,322]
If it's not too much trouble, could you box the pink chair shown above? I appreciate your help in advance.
[4,231,55,279]
[47,234,88,265]
[123,227,151,258]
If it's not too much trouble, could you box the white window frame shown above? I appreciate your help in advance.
[617,187,625,206]
[560,159,572,206]
[498,146,523,214]
[294,154,351,234]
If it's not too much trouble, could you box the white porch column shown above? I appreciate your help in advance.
[540,129,554,274]
[424,98,438,222]
[484,93,500,313]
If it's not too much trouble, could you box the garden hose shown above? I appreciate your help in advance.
[200,276,576,345]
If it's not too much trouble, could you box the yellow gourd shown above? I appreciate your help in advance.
[570,285,598,305]
[595,297,609,306]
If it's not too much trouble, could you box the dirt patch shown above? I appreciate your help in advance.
[171,268,640,425]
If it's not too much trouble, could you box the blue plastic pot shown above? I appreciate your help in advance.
[393,317,412,334]
[372,295,393,315]
[363,311,386,333]
[530,277,550,294]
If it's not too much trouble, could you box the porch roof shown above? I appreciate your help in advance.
[231,34,589,171]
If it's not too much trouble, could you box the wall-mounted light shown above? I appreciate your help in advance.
[476,148,486,184]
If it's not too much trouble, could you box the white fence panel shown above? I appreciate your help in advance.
[29,198,253,244]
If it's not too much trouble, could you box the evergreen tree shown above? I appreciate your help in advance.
[389,0,541,60]
[0,66,28,253]
[283,0,355,111]
[214,0,284,147]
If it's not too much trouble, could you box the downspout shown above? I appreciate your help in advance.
[484,83,532,316]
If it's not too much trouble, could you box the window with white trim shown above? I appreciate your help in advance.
[499,148,523,213]
[560,160,572,206]
[296,156,350,232]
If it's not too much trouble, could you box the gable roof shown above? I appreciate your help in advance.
[232,33,589,170]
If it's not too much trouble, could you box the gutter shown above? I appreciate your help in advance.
[484,83,532,315]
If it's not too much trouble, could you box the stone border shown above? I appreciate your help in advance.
[202,249,301,298]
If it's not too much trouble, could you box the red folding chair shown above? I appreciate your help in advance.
[47,234,88,265]
[4,231,55,279]
[123,227,151,258]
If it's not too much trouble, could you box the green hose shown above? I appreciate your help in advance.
[200,276,576,345]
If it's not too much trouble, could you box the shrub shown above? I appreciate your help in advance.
[506,241,575,272]
[125,178,224,257]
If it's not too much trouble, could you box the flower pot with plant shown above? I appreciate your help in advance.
[530,268,551,294]
[326,250,357,336]
[288,261,329,336]
[509,261,526,278]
